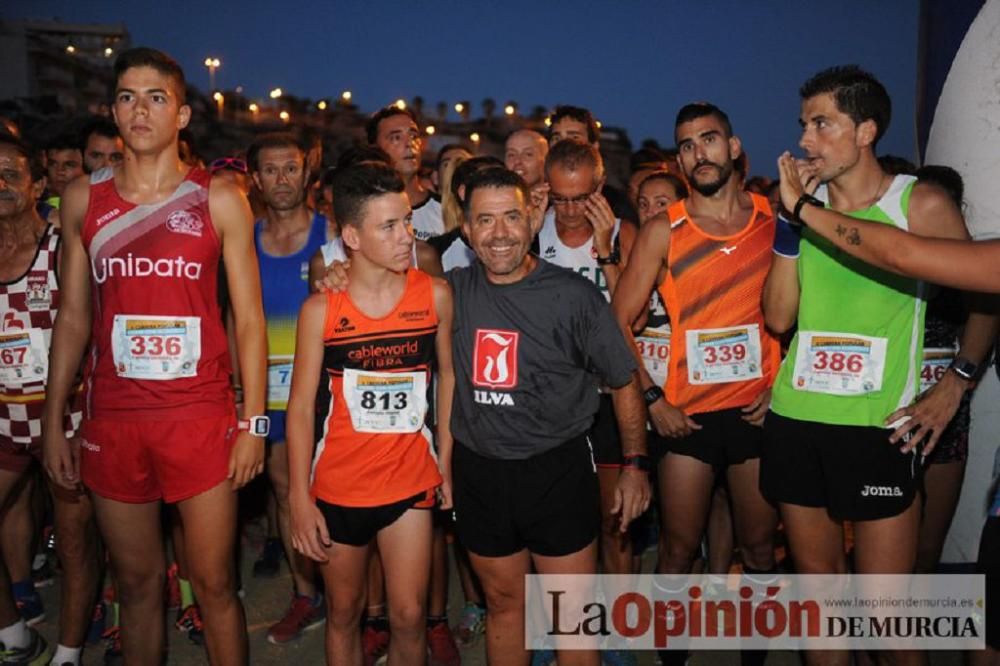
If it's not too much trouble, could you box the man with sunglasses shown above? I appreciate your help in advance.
[246,132,330,645]
[209,156,251,198]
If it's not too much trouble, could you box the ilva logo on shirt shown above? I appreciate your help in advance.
[472,329,518,406]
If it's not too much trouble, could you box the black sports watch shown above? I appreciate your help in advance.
[793,193,824,224]
[623,454,652,473]
[642,385,664,407]
[948,356,978,382]
[596,248,621,266]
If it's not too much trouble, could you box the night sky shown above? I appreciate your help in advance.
[8,0,920,175]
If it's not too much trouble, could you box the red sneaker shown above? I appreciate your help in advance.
[267,595,326,645]
[362,622,390,666]
[165,562,180,611]
[427,621,462,666]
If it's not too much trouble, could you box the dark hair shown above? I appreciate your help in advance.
[744,175,772,195]
[0,134,45,182]
[461,166,530,216]
[247,132,307,173]
[296,125,323,150]
[336,145,392,169]
[631,147,668,172]
[544,139,604,183]
[548,105,600,144]
[365,106,418,145]
[800,65,891,146]
[331,162,405,227]
[46,130,82,155]
[320,166,338,188]
[639,171,688,201]
[81,115,120,146]
[674,102,733,141]
[916,164,964,209]
[436,143,469,169]
[877,154,916,176]
[113,47,187,105]
[451,155,505,203]
[451,155,504,203]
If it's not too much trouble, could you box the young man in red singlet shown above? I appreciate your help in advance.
[42,47,267,665]
[287,161,453,665]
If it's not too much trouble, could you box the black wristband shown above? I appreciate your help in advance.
[792,193,823,224]
[596,248,620,266]
[623,454,651,472]
[949,356,978,381]
[642,385,664,407]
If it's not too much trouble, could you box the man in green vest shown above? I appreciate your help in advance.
[761,66,969,666]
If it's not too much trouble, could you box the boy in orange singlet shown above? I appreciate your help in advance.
[286,162,453,666]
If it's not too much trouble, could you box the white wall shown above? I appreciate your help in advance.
[925,0,1000,563]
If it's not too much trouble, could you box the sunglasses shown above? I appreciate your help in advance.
[210,157,248,174]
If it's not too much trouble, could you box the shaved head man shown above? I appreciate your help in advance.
[504,129,548,188]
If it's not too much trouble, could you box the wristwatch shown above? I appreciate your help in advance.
[793,193,824,224]
[596,248,621,266]
[948,356,978,382]
[642,386,664,407]
[238,415,271,437]
[623,454,652,472]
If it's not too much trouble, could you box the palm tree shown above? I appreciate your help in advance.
[481,98,496,119]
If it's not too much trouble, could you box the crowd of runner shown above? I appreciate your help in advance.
[1,46,1000,666]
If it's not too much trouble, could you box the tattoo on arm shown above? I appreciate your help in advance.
[836,224,846,237]
[846,228,861,246]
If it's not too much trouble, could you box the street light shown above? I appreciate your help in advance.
[425,125,436,136]
[269,88,283,99]
[65,44,76,54]
[317,100,327,110]
[279,110,290,122]
[204,57,221,91]
[470,132,480,143]
[504,104,516,116]
[213,92,224,119]
[395,99,407,110]
[454,102,464,114]
[341,90,352,102]
[248,103,259,113]
[104,47,113,57]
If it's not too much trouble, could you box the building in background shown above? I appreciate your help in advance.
[0,19,130,115]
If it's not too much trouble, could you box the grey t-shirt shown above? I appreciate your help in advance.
[448,259,637,459]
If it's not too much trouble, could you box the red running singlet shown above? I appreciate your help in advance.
[80,167,233,420]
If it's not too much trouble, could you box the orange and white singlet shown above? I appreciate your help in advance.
[658,193,780,415]
[311,269,442,507]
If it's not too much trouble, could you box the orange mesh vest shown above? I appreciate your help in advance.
[311,269,441,506]
[657,193,780,415]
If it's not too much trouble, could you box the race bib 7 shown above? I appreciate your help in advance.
[267,355,294,410]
